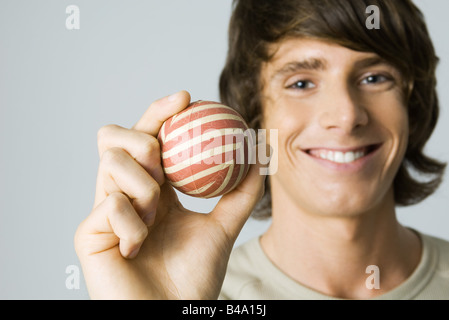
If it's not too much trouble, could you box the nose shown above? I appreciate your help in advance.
[318,82,369,133]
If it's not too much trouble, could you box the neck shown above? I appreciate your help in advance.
[260,188,421,299]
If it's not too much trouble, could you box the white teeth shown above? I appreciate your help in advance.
[316,150,366,163]
[344,152,355,163]
[334,151,344,163]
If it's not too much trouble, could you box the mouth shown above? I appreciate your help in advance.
[303,143,383,164]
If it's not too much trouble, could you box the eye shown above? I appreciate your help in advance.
[360,74,390,85]
[287,80,316,90]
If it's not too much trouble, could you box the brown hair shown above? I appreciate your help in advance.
[219,0,446,219]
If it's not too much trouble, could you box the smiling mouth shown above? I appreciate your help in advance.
[304,144,382,164]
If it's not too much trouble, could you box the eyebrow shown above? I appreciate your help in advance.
[271,58,327,81]
[353,56,393,70]
[270,55,396,81]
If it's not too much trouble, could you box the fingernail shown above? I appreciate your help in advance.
[167,91,180,102]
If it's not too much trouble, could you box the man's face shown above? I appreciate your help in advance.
[261,38,409,217]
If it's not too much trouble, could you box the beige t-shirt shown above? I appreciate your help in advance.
[220,232,449,300]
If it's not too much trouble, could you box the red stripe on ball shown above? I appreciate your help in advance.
[158,100,251,198]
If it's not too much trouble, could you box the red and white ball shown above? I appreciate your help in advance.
[158,100,252,198]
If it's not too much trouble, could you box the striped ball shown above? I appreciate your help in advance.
[158,100,251,198]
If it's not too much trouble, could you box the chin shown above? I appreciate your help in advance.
[307,189,382,218]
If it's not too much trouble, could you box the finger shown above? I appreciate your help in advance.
[211,147,268,241]
[132,90,191,136]
[97,124,165,185]
[76,192,148,259]
[96,147,160,226]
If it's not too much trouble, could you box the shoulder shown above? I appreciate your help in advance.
[413,232,449,299]
[422,233,449,274]
[219,238,265,300]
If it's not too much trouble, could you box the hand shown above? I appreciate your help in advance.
[74,91,266,299]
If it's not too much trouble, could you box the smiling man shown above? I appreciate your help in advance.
[218,0,449,299]
[75,0,449,300]
[221,39,424,299]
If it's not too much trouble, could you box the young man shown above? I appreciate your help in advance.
[75,0,449,299]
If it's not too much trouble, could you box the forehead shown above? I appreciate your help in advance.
[263,38,390,76]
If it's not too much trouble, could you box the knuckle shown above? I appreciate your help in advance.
[148,184,161,198]
[138,136,160,160]
[107,192,131,212]
[140,182,160,202]
[97,124,119,143]
[100,147,126,165]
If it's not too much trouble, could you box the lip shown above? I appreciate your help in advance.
[301,143,383,172]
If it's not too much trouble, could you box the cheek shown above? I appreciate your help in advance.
[380,111,409,192]
[263,101,318,198]
[261,97,314,194]
[372,87,409,133]
[261,93,314,131]
[373,97,409,166]
[391,111,409,161]
[261,97,313,172]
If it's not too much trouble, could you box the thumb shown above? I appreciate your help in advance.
[211,154,268,241]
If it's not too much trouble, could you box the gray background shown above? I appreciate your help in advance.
[0,0,447,299]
